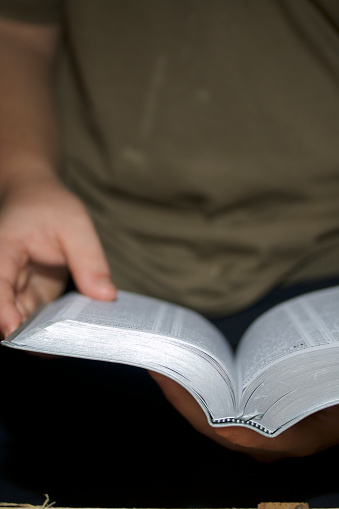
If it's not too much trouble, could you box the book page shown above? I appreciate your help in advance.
[61,291,235,373]
[3,291,238,423]
[8,291,234,379]
[236,286,339,388]
[4,294,75,341]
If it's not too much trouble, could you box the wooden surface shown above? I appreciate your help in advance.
[258,504,309,509]
[0,503,335,509]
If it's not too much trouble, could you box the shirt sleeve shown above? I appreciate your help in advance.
[0,0,62,24]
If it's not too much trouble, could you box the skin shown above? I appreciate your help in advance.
[0,15,338,461]
[0,17,116,337]
[0,176,117,337]
[150,372,339,461]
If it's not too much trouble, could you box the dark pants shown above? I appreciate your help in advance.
[1,277,339,507]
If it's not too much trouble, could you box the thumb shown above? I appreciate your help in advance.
[60,214,117,301]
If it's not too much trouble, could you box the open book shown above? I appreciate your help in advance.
[2,286,339,437]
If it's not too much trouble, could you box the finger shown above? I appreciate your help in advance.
[58,214,117,300]
[0,244,28,335]
[18,264,68,306]
[15,264,30,293]
[4,264,68,329]
[0,280,23,337]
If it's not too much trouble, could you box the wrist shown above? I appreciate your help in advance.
[0,154,60,200]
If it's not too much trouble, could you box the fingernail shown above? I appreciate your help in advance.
[97,278,116,296]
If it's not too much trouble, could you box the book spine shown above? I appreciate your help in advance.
[212,417,273,435]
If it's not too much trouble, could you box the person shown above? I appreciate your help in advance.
[0,1,339,506]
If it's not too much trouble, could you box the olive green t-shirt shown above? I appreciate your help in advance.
[1,0,339,314]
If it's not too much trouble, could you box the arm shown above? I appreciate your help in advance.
[0,16,61,192]
[0,17,116,338]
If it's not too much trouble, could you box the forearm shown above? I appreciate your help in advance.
[0,16,61,196]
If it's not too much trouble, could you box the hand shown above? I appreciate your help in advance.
[150,372,339,461]
[0,176,116,338]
